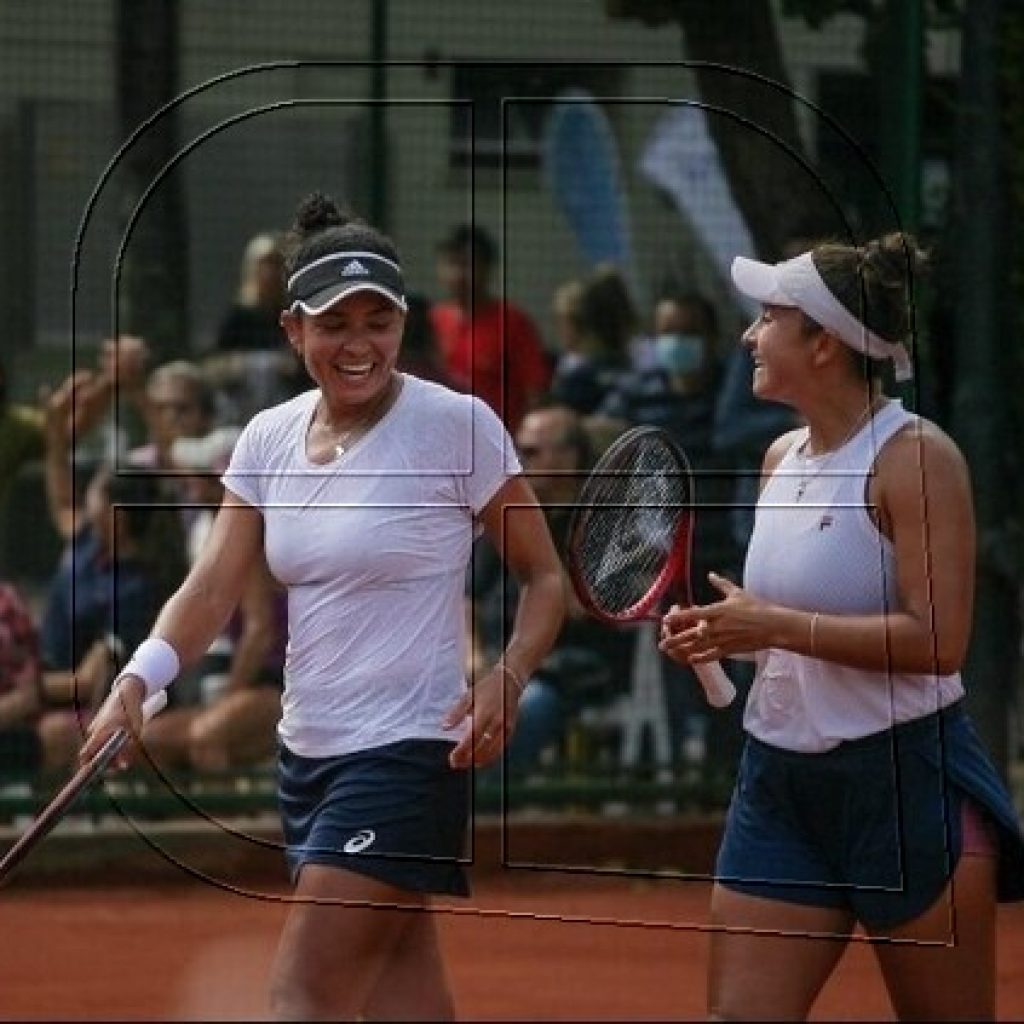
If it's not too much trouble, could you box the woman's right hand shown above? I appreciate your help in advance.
[79,676,146,770]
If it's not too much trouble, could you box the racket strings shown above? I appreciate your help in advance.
[573,438,691,615]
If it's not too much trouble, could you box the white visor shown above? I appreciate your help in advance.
[731,252,913,382]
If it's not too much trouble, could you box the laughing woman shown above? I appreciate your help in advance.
[661,233,1024,1021]
[82,193,565,1020]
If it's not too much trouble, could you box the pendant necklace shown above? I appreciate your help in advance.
[334,429,357,459]
[328,375,401,460]
[794,400,880,502]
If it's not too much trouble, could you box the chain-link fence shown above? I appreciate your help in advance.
[6,2,1015,817]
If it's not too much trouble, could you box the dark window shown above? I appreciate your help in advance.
[449,63,617,169]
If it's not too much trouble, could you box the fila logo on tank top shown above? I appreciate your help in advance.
[741,399,964,753]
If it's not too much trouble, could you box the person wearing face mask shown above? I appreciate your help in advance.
[599,291,737,772]
[601,292,721,451]
[79,192,565,1021]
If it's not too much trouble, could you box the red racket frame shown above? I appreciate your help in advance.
[567,427,735,708]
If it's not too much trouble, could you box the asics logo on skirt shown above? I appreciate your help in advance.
[343,829,376,853]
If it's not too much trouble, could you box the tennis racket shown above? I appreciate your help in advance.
[0,690,167,886]
[566,426,736,708]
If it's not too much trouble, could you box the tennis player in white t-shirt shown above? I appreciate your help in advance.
[82,193,565,1020]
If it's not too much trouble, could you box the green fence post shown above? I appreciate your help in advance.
[893,0,923,232]
[952,0,1015,780]
[369,0,388,230]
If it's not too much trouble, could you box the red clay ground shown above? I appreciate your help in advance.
[3,874,1024,1020]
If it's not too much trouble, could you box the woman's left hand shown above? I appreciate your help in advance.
[659,572,778,663]
[442,665,521,770]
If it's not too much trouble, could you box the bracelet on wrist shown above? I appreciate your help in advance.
[498,661,526,695]
[809,612,821,657]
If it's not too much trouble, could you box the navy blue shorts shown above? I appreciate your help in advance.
[717,702,1024,930]
[278,738,471,896]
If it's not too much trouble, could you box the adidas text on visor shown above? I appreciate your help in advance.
[287,251,408,315]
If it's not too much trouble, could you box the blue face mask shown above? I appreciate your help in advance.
[655,333,705,376]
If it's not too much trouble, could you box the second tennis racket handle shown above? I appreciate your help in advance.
[694,661,736,708]
[141,690,168,722]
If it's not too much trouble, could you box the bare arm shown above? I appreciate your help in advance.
[662,422,976,676]
[477,477,566,683]
[445,475,566,768]
[0,686,40,731]
[147,491,267,667]
[41,639,111,707]
[80,490,265,761]
[223,557,279,693]
[40,371,93,540]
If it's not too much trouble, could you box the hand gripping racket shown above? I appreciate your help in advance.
[566,426,736,708]
[0,690,168,886]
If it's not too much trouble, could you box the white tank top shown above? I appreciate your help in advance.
[742,398,964,752]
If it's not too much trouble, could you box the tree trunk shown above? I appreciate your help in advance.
[607,0,836,259]
[673,0,836,259]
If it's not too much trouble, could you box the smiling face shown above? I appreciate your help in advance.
[281,290,405,416]
[741,303,821,404]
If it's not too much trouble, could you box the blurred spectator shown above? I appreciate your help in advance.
[600,291,722,453]
[35,465,187,772]
[469,403,634,775]
[0,355,46,505]
[549,265,637,415]
[397,293,451,385]
[205,233,307,420]
[0,582,44,777]
[215,233,289,353]
[0,344,139,505]
[430,223,551,431]
[551,279,585,352]
[140,427,283,772]
[128,360,217,471]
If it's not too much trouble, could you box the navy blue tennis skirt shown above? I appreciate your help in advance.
[716,701,1024,929]
[277,738,471,896]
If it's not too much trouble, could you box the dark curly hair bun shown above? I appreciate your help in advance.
[861,232,927,291]
[284,191,400,278]
[292,192,352,237]
[812,231,928,349]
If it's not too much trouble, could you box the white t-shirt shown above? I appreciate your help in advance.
[222,374,521,757]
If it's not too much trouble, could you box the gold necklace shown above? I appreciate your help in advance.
[323,375,401,459]
[334,432,357,458]
[794,400,881,502]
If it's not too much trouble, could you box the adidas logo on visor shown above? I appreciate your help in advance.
[341,259,370,277]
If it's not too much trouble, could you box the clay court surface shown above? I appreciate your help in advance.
[4,872,1024,1021]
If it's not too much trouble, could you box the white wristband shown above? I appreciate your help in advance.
[115,637,180,700]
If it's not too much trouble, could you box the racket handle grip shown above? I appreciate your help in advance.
[693,661,736,708]
[100,690,168,765]
[141,690,168,723]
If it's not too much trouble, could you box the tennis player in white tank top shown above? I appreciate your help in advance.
[661,234,1023,1021]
